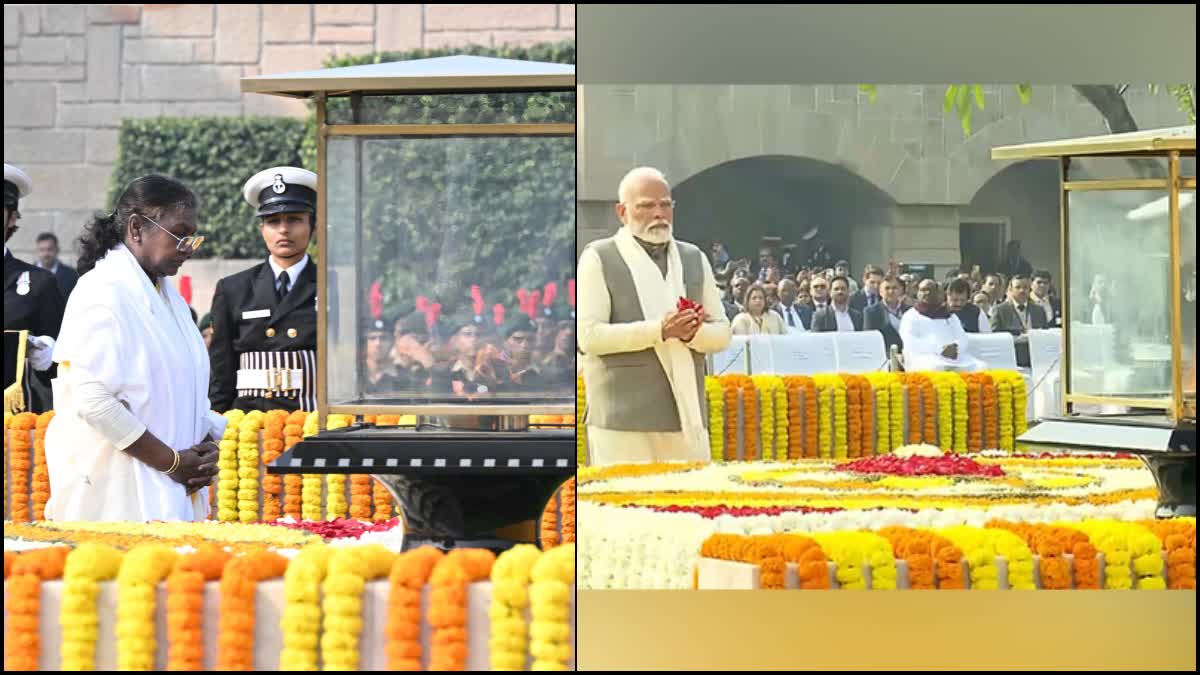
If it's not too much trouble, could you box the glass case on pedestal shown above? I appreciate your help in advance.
[992,126,1195,517]
[240,56,576,549]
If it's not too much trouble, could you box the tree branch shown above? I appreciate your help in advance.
[1072,84,1166,179]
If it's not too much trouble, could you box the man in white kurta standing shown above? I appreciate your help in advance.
[578,167,731,465]
[899,278,986,372]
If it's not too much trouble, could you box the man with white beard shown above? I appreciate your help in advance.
[577,167,731,465]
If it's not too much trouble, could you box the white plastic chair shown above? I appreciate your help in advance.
[833,331,888,373]
[965,332,1019,371]
[751,333,837,375]
[1027,328,1063,420]
[709,336,750,375]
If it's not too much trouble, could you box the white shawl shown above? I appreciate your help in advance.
[612,227,709,454]
[44,244,227,522]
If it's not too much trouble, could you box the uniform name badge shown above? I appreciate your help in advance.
[16,271,31,296]
[242,308,271,320]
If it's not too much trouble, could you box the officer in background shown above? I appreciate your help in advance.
[208,167,318,413]
[4,163,65,414]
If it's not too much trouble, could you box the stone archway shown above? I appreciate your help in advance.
[672,155,896,272]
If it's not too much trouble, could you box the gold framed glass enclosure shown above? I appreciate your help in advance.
[991,126,1195,518]
[241,56,577,426]
[992,126,1195,423]
[240,56,577,546]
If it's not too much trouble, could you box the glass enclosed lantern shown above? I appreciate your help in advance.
[240,56,577,548]
[991,126,1195,517]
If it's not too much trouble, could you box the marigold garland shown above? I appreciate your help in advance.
[963,374,984,452]
[560,477,576,544]
[322,545,397,671]
[5,546,70,671]
[979,374,998,450]
[774,381,788,461]
[3,412,11,519]
[530,544,575,670]
[783,376,818,459]
[1138,519,1196,590]
[1066,521,1167,590]
[868,375,890,455]
[302,413,322,522]
[280,544,333,671]
[430,549,498,671]
[814,377,834,459]
[705,377,725,462]
[32,411,54,520]
[878,527,966,589]
[217,410,245,522]
[888,379,905,451]
[576,378,588,466]
[167,544,231,671]
[236,414,264,523]
[261,410,288,522]
[720,376,741,461]
[741,377,759,461]
[540,485,561,550]
[811,531,898,590]
[117,544,179,670]
[283,410,308,520]
[60,543,125,670]
[902,375,922,445]
[218,549,288,670]
[938,526,1000,590]
[350,473,374,521]
[930,374,955,452]
[858,376,875,457]
[386,546,445,671]
[323,415,356,521]
[878,526,937,589]
[841,375,862,459]
[8,412,36,522]
[994,373,1015,452]
[951,374,968,453]
[490,544,542,670]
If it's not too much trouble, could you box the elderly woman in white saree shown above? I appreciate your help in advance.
[44,174,225,522]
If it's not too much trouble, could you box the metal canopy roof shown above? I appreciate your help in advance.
[991,125,1195,160]
[240,54,576,98]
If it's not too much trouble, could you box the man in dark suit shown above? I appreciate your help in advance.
[775,277,813,332]
[811,275,863,332]
[34,232,79,300]
[850,265,885,312]
[209,166,319,413]
[1030,269,1061,327]
[862,274,910,354]
[990,275,1048,367]
[4,163,65,414]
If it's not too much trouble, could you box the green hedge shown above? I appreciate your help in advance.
[300,41,576,321]
[107,117,306,259]
[109,41,575,321]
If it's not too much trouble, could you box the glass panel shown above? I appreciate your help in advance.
[327,91,576,125]
[1069,157,1170,181]
[324,134,576,408]
[1067,190,1175,400]
[1181,189,1196,406]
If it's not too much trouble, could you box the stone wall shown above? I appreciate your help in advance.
[578,84,1189,277]
[4,4,575,263]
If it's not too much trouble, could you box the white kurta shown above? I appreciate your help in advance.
[578,230,731,465]
[45,244,228,522]
[899,309,986,373]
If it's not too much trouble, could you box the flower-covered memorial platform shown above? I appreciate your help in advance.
[4,410,577,671]
[577,446,1196,591]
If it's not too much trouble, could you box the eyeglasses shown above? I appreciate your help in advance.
[629,199,677,212]
[138,213,204,253]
